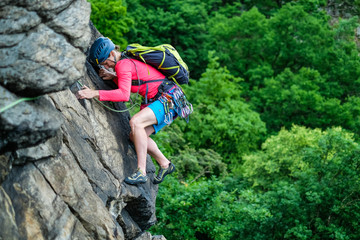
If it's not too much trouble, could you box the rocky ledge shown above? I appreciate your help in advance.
[0,1,164,239]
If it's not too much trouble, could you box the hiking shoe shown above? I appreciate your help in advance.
[153,162,175,184]
[124,169,148,185]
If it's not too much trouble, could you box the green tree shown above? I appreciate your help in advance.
[241,126,360,239]
[88,0,133,47]
[326,16,360,99]
[151,176,271,240]
[209,4,333,83]
[182,52,266,163]
[343,96,360,135]
[266,4,332,75]
[209,3,360,136]
[123,0,212,78]
[256,68,349,134]
[208,7,271,86]
[124,0,246,79]
[153,126,360,239]
[152,124,227,180]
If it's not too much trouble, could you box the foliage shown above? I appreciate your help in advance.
[209,3,360,135]
[171,148,227,180]
[182,52,266,163]
[123,0,215,78]
[209,4,333,83]
[88,0,133,47]
[208,7,271,84]
[256,68,348,134]
[88,1,360,239]
[152,124,227,180]
[150,176,271,240]
[152,127,360,240]
[241,126,360,239]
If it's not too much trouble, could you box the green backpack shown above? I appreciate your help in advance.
[124,44,189,85]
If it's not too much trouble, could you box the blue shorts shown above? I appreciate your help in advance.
[148,99,177,134]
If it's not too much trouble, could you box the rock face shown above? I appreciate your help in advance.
[325,0,360,18]
[0,1,163,239]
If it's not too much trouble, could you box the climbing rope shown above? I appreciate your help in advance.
[94,97,139,113]
[0,96,40,114]
[76,81,139,113]
[0,81,138,114]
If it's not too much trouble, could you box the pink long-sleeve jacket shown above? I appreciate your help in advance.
[98,59,165,102]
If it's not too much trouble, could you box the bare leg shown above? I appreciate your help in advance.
[129,107,158,175]
[130,125,171,172]
[145,127,171,168]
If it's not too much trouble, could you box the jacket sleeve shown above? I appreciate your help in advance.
[98,60,132,102]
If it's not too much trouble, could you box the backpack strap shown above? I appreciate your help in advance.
[131,79,164,104]
[131,79,164,86]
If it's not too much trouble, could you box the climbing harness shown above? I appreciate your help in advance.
[0,96,40,114]
[131,78,163,104]
[86,47,193,119]
[158,93,174,124]
[172,86,193,123]
[157,85,193,124]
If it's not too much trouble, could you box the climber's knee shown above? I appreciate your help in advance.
[129,108,157,132]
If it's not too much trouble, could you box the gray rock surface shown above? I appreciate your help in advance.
[0,1,87,96]
[0,1,165,239]
[0,186,19,240]
[0,86,63,153]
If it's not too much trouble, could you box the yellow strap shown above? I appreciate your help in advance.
[168,68,180,79]
[127,44,165,53]
[158,51,165,69]
[170,76,185,93]
[161,66,179,70]
[138,53,150,75]
[138,51,156,75]
[127,44,187,78]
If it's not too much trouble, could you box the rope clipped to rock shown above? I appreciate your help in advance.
[0,96,40,114]
[76,81,139,113]
[0,81,138,114]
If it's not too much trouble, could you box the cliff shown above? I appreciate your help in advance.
[0,1,164,239]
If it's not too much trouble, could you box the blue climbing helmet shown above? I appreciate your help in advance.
[89,37,115,64]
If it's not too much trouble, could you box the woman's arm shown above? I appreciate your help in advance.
[77,60,133,102]
[97,60,133,102]
[76,86,99,99]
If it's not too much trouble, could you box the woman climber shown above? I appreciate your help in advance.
[77,37,186,185]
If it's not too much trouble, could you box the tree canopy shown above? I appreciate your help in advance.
[89,0,360,239]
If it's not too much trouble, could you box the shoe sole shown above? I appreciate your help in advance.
[153,164,175,184]
[124,176,148,185]
[124,179,147,185]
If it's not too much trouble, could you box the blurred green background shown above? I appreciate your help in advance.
[88,0,360,239]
